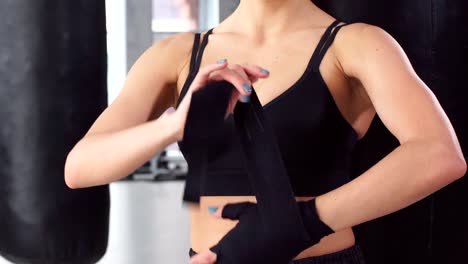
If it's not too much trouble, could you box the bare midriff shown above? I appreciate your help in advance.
[189,196,355,260]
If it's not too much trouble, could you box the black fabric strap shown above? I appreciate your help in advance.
[193,28,214,74]
[176,29,214,108]
[232,88,309,236]
[181,81,233,202]
[189,33,201,74]
[176,33,201,108]
[312,22,348,72]
[310,20,340,70]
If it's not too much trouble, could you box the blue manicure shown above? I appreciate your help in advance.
[217,59,227,64]
[261,68,270,75]
[208,207,219,214]
[241,95,251,103]
[243,84,252,92]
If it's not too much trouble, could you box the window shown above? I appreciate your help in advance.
[152,0,199,32]
[152,0,219,41]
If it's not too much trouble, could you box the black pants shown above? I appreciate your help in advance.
[189,244,366,264]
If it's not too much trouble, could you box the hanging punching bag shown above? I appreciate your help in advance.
[314,0,468,263]
[0,1,110,263]
[429,1,468,263]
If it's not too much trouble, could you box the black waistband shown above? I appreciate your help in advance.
[189,244,365,263]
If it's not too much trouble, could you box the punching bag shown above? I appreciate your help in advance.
[314,0,468,263]
[0,1,110,263]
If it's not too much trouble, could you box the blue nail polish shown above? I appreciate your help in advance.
[261,68,270,75]
[208,207,219,214]
[217,59,227,64]
[243,84,252,92]
[241,95,251,103]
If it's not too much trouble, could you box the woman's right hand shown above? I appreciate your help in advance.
[166,60,269,142]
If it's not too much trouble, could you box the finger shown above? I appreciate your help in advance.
[208,206,223,219]
[190,62,229,92]
[209,69,252,101]
[241,64,270,83]
[229,64,255,103]
[220,202,256,220]
[196,61,229,79]
[189,250,217,264]
[229,63,250,81]
[230,63,261,84]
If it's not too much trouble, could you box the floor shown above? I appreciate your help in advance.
[0,181,191,264]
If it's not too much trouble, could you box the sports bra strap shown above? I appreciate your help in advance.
[309,20,340,68]
[312,21,348,72]
[176,29,214,108]
[188,33,201,74]
[193,28,214,74]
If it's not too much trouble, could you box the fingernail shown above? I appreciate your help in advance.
[208,207,219,214]
[217,59,227,64]
[243,84,252,93]
[165,107,175,113]
[240,95,251,103]
[261,68,270,75]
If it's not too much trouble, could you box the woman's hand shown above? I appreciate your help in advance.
[188,207,224,264]
[188,199,335,264]
[188,206,226,264]
[165,61,269,142]
[189,250,217,264]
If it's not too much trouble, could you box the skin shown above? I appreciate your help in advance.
[64,0,467,263]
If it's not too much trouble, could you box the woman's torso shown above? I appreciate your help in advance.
[174,13,375,259]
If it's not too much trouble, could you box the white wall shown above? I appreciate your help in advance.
[106,0,127,104]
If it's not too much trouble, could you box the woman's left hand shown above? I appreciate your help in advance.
[189,250,217,264]
[188,205,231,264]
[189,199,334,264]
[189,202,310,264]
[188,209,223,264]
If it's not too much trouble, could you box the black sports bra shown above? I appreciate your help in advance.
[175,20,359,202]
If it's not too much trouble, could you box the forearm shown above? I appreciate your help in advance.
[316,140,466,231]
[64,113,179,188]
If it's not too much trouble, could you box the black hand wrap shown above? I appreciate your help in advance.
[180,81,235,202]
[183,81,334,264]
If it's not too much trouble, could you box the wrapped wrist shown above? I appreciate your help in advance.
[297,199,335,243]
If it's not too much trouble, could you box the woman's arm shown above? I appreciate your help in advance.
[315,23,467,231]
[64,33,194,189]
[64,32,261,189]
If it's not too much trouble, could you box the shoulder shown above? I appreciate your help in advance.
[153,31,196,54]
[334,22,407,77]
[132,32,197,79]
[336,22,397,50]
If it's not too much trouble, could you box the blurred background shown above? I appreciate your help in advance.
[0,0,466,264]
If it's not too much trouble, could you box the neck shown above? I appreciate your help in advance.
[230,0,316,37]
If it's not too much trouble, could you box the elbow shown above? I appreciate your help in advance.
[435,144,467,183]
[64,151,83,189]
[452,155,467,180]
